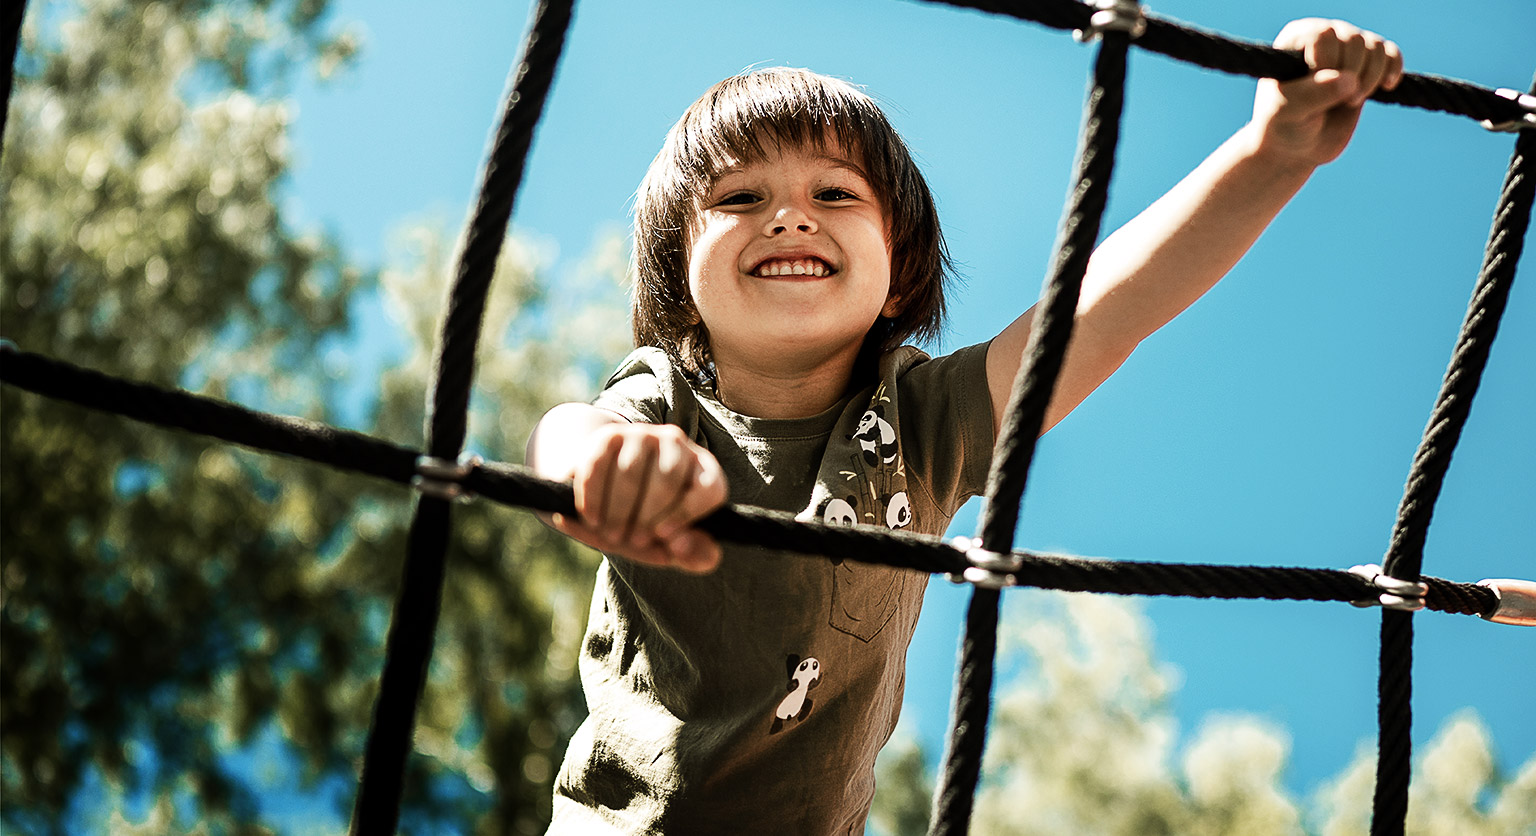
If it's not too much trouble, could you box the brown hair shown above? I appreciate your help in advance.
[631,67,952,384]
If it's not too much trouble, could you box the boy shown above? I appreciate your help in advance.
[530,19,1402,834]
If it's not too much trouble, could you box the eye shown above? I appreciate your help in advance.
[816,187,857,202]
[714,191,759,208]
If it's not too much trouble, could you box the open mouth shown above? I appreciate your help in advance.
[751,257,836,278]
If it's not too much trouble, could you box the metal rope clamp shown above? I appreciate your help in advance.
[1074,0,1148,43]
[1348,563,1429,612]
[1475,578,1536,627]
[947,536,1023,590]
[411,452,483,503]
[1480,88,1536,133]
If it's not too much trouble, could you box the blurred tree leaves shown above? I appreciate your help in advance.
[869,592,1536,836]
[1,1,627,832]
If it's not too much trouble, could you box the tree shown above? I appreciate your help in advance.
[870,591,1536,836]
[1,1,628,832]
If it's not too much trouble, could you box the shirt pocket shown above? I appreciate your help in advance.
[828,561,913,642]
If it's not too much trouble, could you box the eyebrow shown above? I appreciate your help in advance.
[713,154,870,181]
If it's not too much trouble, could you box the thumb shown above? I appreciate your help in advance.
[1282,68,1360,116]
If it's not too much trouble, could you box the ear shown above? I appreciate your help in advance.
[786,654,800,679]
[881,292,904,319]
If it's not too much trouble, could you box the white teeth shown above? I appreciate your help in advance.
[756,258,830,277]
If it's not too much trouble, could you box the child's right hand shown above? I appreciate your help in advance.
[532,408,727,572]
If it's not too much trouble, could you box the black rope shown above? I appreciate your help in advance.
[0,0,23,160]
[923,0,1529,127]
[931,26,1134,836]
[0,344,421,484]
[349,1,576,832]
[0,345,1505,611]
[1369,78,1536,836]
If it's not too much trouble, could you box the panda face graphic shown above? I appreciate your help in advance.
[823,497,857,526]
[885,491,911,529]
[855,409,879,437]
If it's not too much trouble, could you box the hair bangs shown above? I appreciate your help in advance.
[672,70,886,205]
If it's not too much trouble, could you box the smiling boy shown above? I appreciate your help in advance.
[531,19,1403,834]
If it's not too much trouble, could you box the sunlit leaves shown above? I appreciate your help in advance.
[868,594,1536,836]
[2,1,625,833]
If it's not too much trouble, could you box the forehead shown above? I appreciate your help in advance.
[711,141,870,182]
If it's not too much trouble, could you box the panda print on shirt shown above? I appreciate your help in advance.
[818,384,911,538]
[770,655,821,734]
[770,382,919,734]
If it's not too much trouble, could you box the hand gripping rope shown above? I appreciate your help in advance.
[1,1,1533,834]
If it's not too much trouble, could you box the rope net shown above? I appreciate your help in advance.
[1,1,1531,833]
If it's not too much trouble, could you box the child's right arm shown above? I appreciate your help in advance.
[527,403,727,572]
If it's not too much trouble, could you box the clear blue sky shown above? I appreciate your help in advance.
[282,0,1534,815]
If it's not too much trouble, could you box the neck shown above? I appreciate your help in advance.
[712,348,861,420]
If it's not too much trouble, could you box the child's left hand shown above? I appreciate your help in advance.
[1251,18,1404,169]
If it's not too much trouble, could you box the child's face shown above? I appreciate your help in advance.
[686,140,897,379]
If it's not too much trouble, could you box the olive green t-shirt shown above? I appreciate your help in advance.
[550,342,994,835]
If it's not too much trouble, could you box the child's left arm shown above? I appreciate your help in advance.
[985,18,1404,433]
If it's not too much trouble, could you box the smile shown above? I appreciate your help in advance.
[752,258,835,278]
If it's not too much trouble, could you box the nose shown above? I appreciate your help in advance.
[765,202,817,236]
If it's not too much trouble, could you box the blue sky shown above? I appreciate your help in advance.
[280,0,1534,815]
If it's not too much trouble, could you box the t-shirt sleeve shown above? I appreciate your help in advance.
[589,347,701,435]
[891,340,995,518]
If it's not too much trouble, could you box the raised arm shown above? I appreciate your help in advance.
[528,402,727,572]
[986,19,1404,432]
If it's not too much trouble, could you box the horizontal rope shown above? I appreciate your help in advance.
[1,343,1501,618]
[924,0,1531,127]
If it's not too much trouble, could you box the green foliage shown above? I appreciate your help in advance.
[868,592,1536,836]
[870,732,934,836]
[1,1,627,833]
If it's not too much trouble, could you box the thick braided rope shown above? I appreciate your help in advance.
[924,0,1529,126]
[930,29,1133,836]
[349,2,575,833]
[0,343,422,484]
[1370,81,1536,836]
[1,1,22,156]
[0,344,1503,616]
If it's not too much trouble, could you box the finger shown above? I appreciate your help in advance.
[603,432,657,543]
[1305,25,1341,71]
[665,529,722,574]
[1280,68,1359,117]
[654,454,727,541]
[549,512,612,554]
[629,433,696,543]
[1382,40,1405,90]
[1336,28,1368,80]
[573,431,623,531]
[1355,35,1388,94]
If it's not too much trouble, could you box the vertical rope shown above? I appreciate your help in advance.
[928,29,1134,836]
[349,2,576,832]
[1,0,25,156]
[1370,79,1535,836]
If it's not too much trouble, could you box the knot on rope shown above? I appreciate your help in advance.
[1349,564,1430,612]
[945,537,1024,589]
[411,452,484,503]
[1074,0,1147,43]
[1482,88,1536,133]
